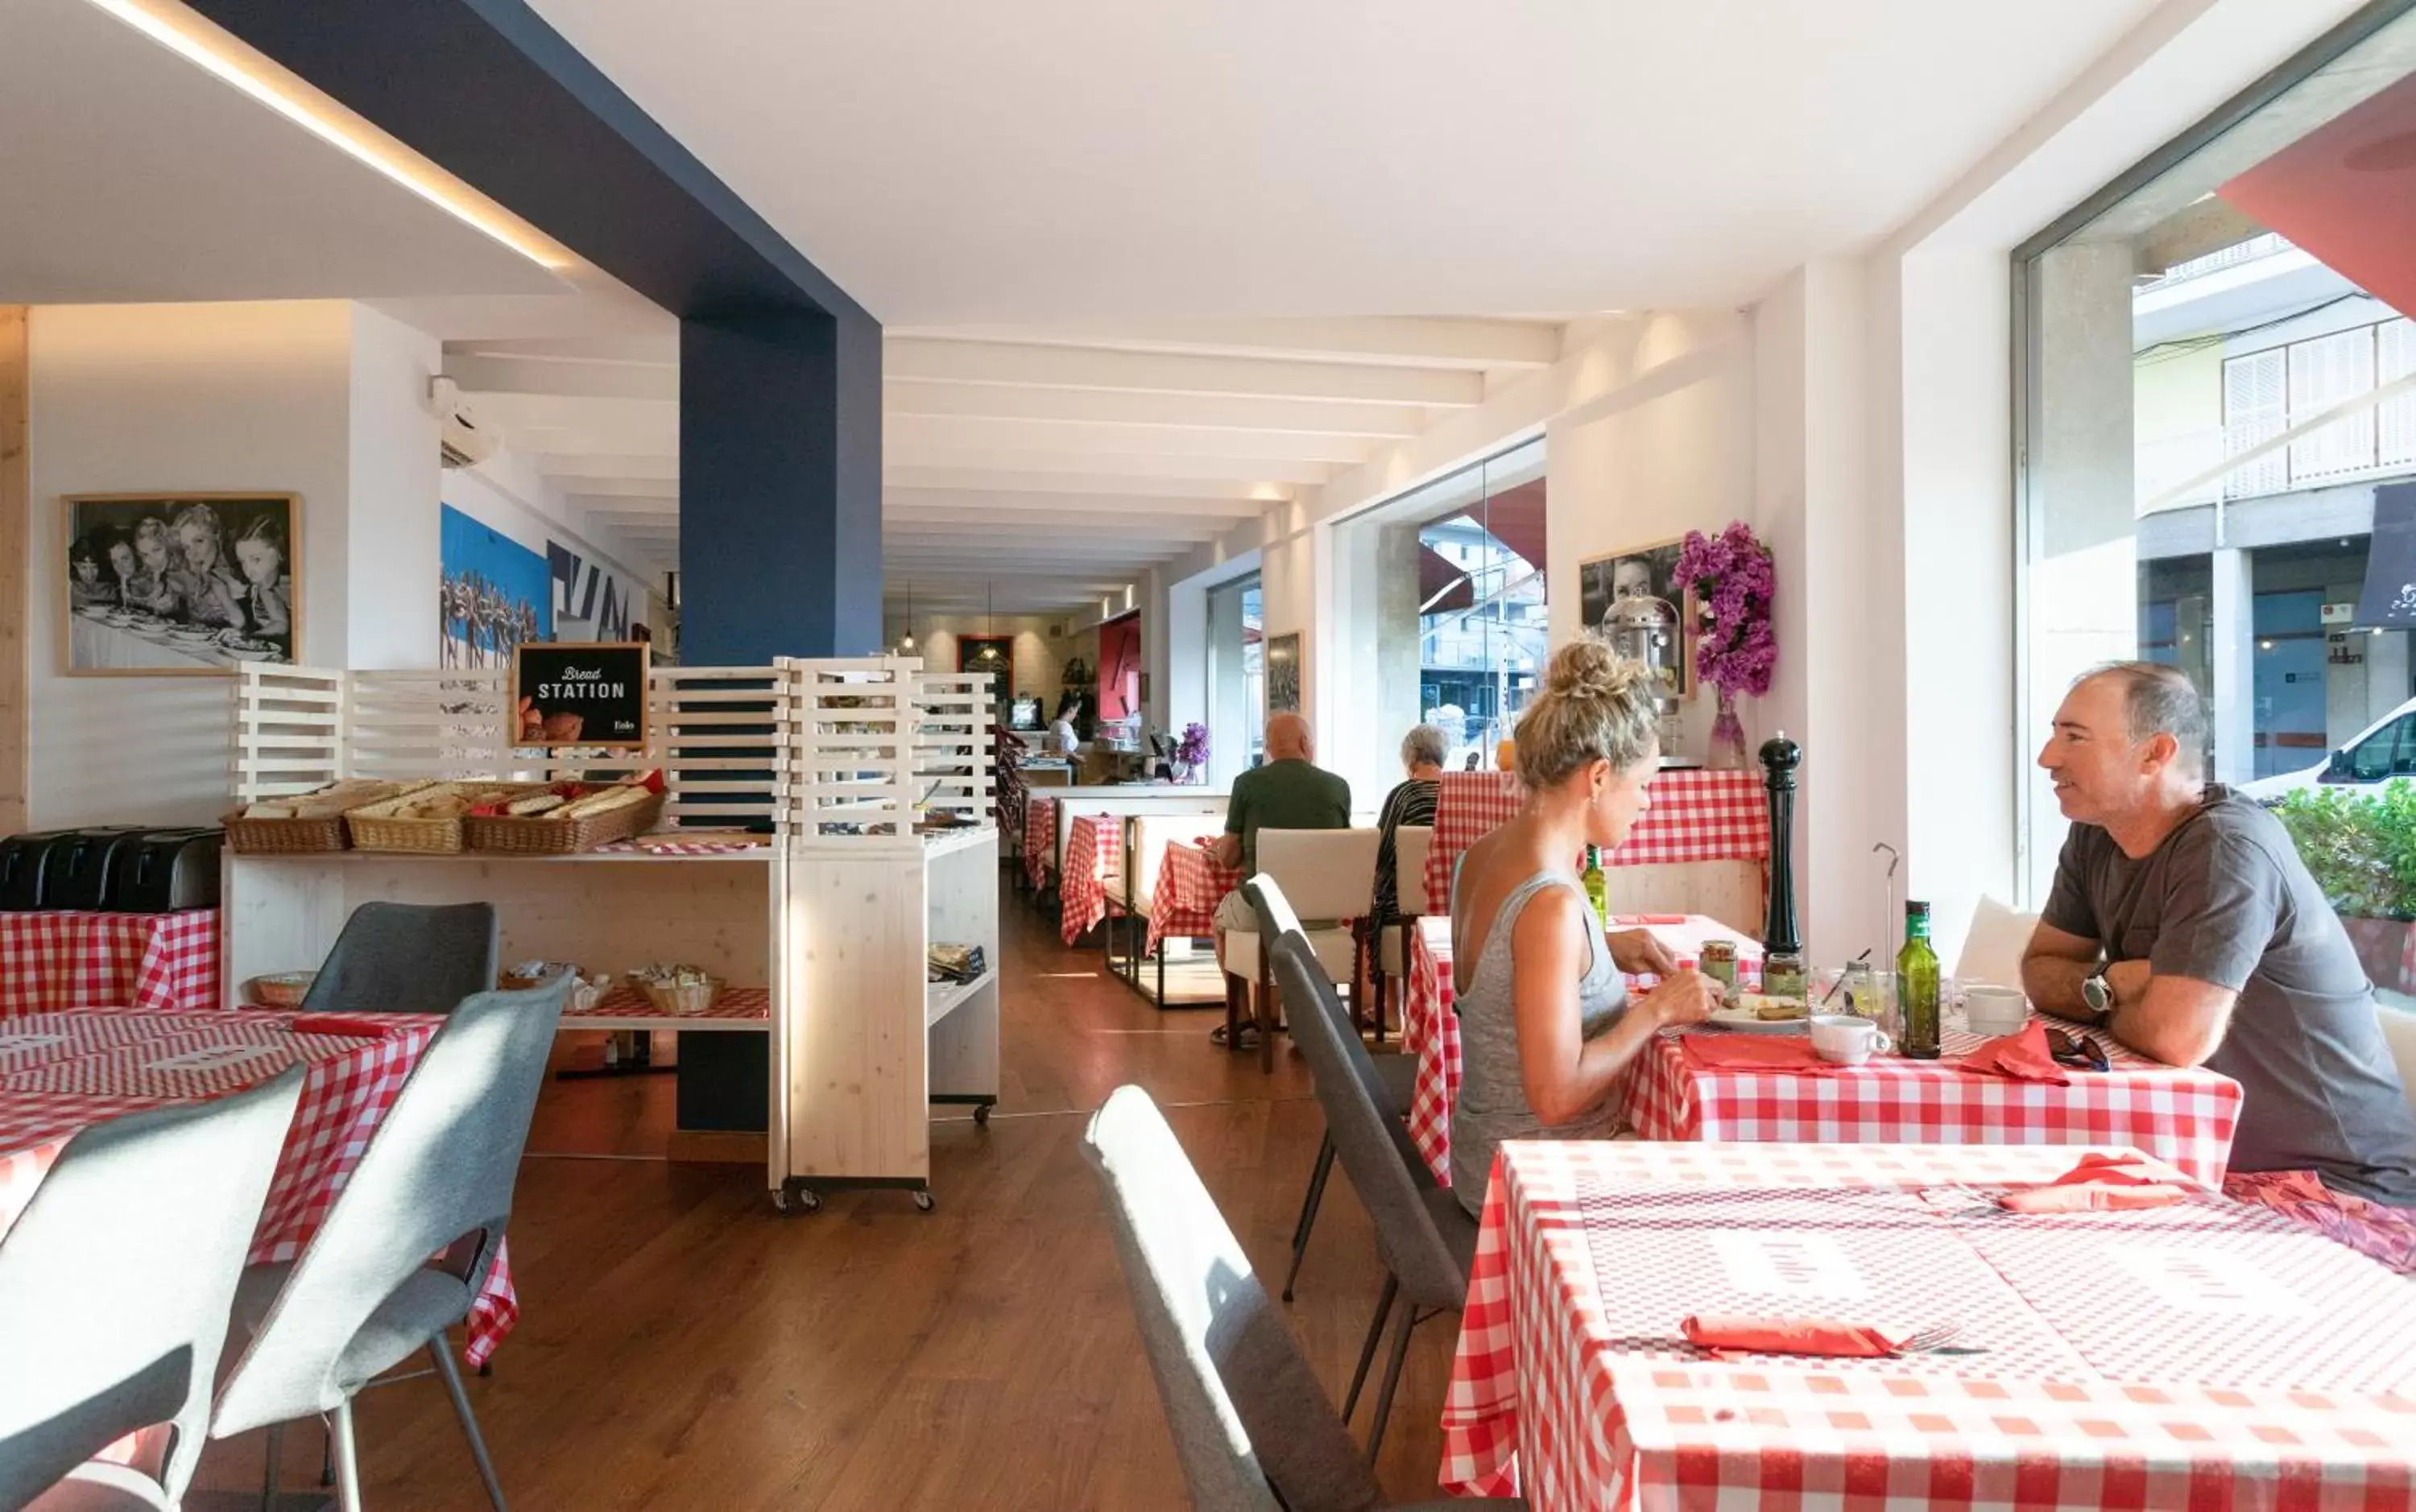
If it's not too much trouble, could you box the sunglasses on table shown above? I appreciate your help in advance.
[2044,1026,2110,1072]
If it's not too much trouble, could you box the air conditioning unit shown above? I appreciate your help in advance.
[431,377,499,469]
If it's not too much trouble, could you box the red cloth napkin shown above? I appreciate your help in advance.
[285,1014,399,1039]
[1680,1034,1838,1072]
[1954,1021,2071,1084]
[1681,1315,1905,1357]
[1999,1151,2191,1212]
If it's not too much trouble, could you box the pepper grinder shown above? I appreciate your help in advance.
[1760,733,1802,958]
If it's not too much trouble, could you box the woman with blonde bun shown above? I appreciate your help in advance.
[1447,637,1722,1208]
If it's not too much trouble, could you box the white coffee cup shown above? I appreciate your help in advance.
[1810,1013,1891,1066]
[1963,983,2029,1035]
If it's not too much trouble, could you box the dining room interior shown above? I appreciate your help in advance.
[7,0,2416,1509]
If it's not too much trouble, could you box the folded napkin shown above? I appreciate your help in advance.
[1998,1151,2191,1213]
[285,1013,399,1039]
[1954,1021,2070,1084]
[1679,1035,1837,1072]
[1681,1314,1905,1357]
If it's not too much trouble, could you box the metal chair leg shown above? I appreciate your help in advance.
[1342,1273,1397,1423]
[1258,958,1276,1073]
[1366,1303,1422,1464]
[255,1420,283,1510]
[429,1337,510,1511]
[1282,1133,1335,1302]
[329,1400,364,1512]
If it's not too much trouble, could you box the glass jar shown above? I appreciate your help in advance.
[1699,940,1738,994]
[1761,948,1807,1002]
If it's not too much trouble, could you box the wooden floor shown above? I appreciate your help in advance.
[189,875,1458,1510]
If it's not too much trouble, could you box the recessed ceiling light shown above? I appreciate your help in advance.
[81,0,573,271]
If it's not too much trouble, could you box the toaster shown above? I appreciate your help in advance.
[0,831,80,911]
[105,828,225,913]
[34,828,153,911]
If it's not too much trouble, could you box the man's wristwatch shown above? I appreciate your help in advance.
[2081,968,2114,1026]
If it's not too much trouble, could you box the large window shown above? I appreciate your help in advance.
[1205,572,1264,780]
[2018,7,2416,981]
[1330,440,1547,787]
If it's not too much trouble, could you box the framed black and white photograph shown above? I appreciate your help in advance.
[1265,630,1301,715]
[1578,540,1693,699]
[62,493,299,675]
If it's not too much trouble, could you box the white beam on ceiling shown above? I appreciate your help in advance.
[885,469,1287,502]
[885,486,1265,518]
[890,415,1373,465]
[449,352,675,401]
[887,337,1484,408]
[892,448,1332,485]
[533,453,677,481]
[884,510,1220,539]
[884,380,1428,437]
[890,318,1560,371]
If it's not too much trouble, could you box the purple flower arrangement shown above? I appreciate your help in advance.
[1672,521,1777,697]
[1176,722,1210,767]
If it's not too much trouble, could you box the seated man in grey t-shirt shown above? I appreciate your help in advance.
[2023,663,2416,1207]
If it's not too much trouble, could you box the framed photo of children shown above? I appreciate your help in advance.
[61,493,300,675]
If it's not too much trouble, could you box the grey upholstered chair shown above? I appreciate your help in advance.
[1082,1085,1522,1512]
[298,903,500,1015]
[0,1068,304,1512]
[1244,875,1421,1303]
[1259,882,1478,1462]
[211,978,569,1511]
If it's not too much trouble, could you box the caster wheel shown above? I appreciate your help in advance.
[798,1188,823,1213]
[973,1103,992,1126]
[913,1190,937,1212]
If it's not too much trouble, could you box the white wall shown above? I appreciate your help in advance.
[29,301,357,828]
[344,304,441,667]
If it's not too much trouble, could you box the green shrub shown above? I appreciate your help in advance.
[2271,782,2416,920]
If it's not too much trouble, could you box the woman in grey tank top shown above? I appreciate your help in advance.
[1448,640,1721,1210]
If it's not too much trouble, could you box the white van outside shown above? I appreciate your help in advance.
[2240,696,2416,801]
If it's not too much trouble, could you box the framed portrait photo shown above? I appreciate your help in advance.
[1577,539,1694,700]
[62,493,300,675]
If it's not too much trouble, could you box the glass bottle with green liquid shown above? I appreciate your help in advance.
[1581,845,1609,929]
[1897,900,1941,1059]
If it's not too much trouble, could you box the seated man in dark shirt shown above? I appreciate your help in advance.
[2024,662,2416,1209]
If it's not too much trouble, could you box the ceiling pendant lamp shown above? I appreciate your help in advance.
[898,580,916,655]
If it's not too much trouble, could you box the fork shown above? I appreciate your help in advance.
[1898,1323,1963,1354]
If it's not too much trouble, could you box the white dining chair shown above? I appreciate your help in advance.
[1953,895,2041,989]
[1223,828,1381,1072]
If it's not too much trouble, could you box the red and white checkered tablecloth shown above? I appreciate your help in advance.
[1625,1012,2244,1184]
[1058,815,1123,946]
[1442,1139,2416,1509]
[1421,770,1769,915]
[1401,915,1762,1185]
[0,910,221,1016]
[1023,796,1058,890]
[0,1010,519,1366]
[1144,840,1243,955]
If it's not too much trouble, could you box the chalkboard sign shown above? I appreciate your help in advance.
[511,642,651,749]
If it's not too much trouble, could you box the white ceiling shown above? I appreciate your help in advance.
[445,316,1561,611]
[525,0,2162,325]
[0,0,562,304]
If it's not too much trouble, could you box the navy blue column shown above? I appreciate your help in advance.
[680,308,883,662]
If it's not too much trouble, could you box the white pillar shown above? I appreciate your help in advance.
[2210,547,2254,782]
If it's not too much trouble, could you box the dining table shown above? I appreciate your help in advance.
[1022,795,1058,890]
[1057,813,1123,945]
[0,908,222,1017]
[0,1008,519,1365]
[1442,1138,2416,1509]
[1401,914,2248,1188]
[1144,838,1245,955]
[1400,913,1764,1185]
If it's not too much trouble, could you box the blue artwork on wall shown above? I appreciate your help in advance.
[441,505,552,668]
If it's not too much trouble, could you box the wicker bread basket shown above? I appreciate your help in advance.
[463,789,666,856]
[224,781,435,854]
[249,972,316,1009]
[345,783,548,854]
[627,973,722,1016]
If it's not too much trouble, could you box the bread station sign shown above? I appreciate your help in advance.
[511,641,650,750]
